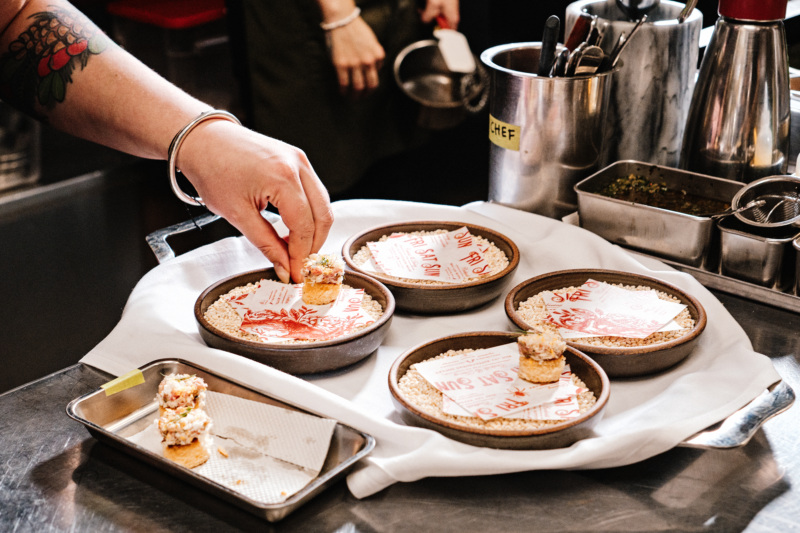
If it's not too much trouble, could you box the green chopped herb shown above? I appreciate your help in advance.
[599,173,729,216]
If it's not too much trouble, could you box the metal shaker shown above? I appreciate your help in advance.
[680,0,791,182]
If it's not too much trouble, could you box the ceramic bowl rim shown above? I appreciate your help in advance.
[504,268,707,356]
[388,331,610,438]
[195,268,396,351]
[341,220,520,291]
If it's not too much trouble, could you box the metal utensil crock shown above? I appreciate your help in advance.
[566,1,702,167]
[481,42,617,219]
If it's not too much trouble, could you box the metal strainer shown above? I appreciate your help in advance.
[732,175,800,228]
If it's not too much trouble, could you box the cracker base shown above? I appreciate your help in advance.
[302,282,341,305]
[518,355,565,384]
[164,439,209,469]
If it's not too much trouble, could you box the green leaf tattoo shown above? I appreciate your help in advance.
[0,7,109,115]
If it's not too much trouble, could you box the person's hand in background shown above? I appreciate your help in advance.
[318,1,386,97]
[418,0,460,29]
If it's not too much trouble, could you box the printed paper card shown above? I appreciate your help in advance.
[542,280,686,339]
[227,280,374,342]
[414,343,580,421]
[364,227,492,283]
[127,391,337,504]
[441,365,584,421]
[558,319,683,340]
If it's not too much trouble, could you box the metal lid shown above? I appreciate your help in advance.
[718,0,787,21]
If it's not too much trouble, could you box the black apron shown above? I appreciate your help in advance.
[240,0,430,195]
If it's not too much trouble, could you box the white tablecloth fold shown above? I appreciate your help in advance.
[80,200,781,498]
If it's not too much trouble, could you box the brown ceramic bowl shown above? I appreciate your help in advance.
[505,269,707,378]
[195,268,395,375]
[342,221,520,314]
[388,331,610,450]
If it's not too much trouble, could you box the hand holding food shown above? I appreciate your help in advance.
[175,122,334,284]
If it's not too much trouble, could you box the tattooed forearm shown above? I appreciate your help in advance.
[0,7,108,116]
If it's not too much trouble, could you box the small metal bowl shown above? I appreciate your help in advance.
[732,175,800,228]
[505,269,707,378]
[718,215,799,291]
[388,331,610,450]
[195,268,395,375]
[342,221,520,314]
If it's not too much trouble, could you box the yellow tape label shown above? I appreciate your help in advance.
[489,114,520,151]
[101,369,146,396]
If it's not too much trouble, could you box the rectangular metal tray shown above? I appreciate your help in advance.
[66,359,375,522]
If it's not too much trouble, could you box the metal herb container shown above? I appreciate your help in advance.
[575,160,744,269]
[718,216,798,292]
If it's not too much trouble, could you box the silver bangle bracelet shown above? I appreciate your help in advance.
[320,7,361,31]
[167,109,241,206]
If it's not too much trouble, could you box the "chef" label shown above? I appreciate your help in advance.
[488,114,520,151]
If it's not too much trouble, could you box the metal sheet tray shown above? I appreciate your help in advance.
[66,359,375,522]
[626,249,800,315]
[679,380,794,448]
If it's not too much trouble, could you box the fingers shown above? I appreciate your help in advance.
[327,17,385,97]
[350,66,366,93]
[296,161,334,254]
[420,0,460,29]
[261,149,332,283]
[177,122,332,285]
[336,65,380,98]
[335,60,381,97]
[364,65,380,90]
[232,209,293,283]
[441,3,460,29]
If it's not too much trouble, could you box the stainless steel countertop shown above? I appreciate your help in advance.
[1,289,798,532]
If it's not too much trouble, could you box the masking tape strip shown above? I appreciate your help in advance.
[101,369,146,396]
[489,114,520,151]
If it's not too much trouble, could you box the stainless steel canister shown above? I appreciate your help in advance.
[0,102,40,192]
[481,42,617,219]
[566,0,702,167]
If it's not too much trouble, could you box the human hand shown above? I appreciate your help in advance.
[176,120,334,283]
[418,0,460,30]
[325,16,386,97]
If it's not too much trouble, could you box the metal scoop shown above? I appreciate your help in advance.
[707,199,766,221]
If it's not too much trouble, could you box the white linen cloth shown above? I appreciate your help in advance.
[80,200,781,498]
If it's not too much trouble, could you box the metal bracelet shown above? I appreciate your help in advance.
[320,7,361,31]
[167,109,241,206]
